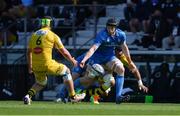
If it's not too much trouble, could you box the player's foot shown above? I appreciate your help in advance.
[54,97,68,103]
[23,95,31,105]
[70,93,86,103]
[90,95,100,104]
[116,95,130,104]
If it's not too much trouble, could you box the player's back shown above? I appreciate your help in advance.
[29,27,57,65]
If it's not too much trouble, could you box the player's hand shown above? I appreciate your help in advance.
[138,84,148,93]
[28,67,33,74]
[71,58,78,67]
[80,61,85,68]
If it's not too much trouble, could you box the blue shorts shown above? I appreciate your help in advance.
[72,65,86,75]
[88,55,117,65]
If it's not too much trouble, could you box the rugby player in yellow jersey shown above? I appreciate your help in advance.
[23,16,85,105]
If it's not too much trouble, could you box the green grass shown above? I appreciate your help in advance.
[0,101,180,115]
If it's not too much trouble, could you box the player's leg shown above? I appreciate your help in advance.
[106,57,125,103]
[71,64,90,90]
[55,72,80,103]
[24,72,47,105]
[48,61,85,102]
[74,77,95,90]
[56,64,86,103]
[55,83,69,103]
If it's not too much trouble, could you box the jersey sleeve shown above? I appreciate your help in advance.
[121,31,126,44]
[54,34,64,49]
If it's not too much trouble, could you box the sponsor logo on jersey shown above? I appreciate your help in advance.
[33,47,43,54]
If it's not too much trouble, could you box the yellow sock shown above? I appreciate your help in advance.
[69,91,76,98]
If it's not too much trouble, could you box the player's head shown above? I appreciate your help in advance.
[106,18,117,35]
[40,16,53,28]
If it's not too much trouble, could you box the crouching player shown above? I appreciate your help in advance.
[73,63,115,104]
[73,48,148,104]
[55,53,115,104]
[55,50,148,104]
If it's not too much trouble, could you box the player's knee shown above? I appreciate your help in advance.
[61,66,72,81]
[103,74,115,87]
[72,72,80,80]
[36,80,47,87]
[114,63,125,75]
[110,79,115,86]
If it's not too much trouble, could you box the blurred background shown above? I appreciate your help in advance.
[0,0,179,103]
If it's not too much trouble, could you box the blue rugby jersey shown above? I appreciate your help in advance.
[89,28,126,64]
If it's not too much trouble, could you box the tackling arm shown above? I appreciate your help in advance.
[121,43,132,64]
[120,43,148,93]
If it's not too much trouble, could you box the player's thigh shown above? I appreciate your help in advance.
[105,57,124,74]
[34,71,47,85]
[47,60,67,75]
[72,65,85,80]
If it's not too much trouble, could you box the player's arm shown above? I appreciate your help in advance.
[59,48,77,67]
[121,43,148,92]
[116,51,140,80]
[121,42,132,64]
[128,61,148,93]
[80,44,99,68]
[27,36,33,74]
[119,54,148,92]
[54,34,77,66]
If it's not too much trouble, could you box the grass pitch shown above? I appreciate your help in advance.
[0,100,180,115]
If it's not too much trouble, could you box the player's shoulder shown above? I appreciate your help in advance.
[97,28,108,37]
[116,28,126,38]
[34,28,49,36]
[116,28,125,35]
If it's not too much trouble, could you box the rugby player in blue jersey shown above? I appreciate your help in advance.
[80,18,148,104]
[56,18,148,104]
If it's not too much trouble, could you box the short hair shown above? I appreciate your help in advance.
[106,18,117,27]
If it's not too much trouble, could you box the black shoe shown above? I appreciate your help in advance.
[116,95,130,104]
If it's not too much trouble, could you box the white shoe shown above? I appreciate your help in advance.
[54,98,68,103]
[23,95,31,105]
[55,98,63,103]
[70,93,86,103]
